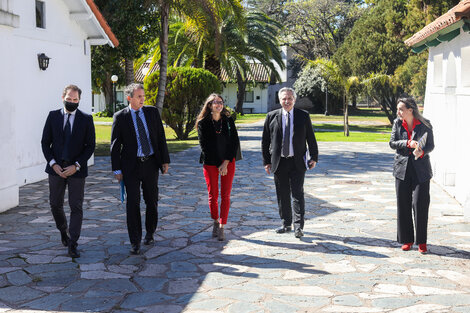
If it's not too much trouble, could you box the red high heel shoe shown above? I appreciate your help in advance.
[418,244,427,254]
[401,243,413,251]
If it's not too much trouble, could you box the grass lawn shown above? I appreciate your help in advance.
[95,125,199,156]
[94,107,392,156]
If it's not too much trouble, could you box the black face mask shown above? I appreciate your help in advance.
[64,100,79,112]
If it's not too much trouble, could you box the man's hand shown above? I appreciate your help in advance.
[264,164,271,175]
[62,165,77,177]
[162,163,169,174]
[115,173,123,182]
[52,164,67,178]
[308,160,317,169]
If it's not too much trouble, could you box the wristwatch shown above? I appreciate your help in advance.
[75,162,81,171]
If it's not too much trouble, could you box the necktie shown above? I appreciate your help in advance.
[283,111,290,157]
[62,113,71,162]
[135,111,151,156]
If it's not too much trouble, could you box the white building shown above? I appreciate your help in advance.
[0,0,118,213]
[405,0,470,219]
[93,46,313,114]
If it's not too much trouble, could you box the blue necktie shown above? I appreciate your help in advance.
[283,112,290,157]
[62,113,71,162]
[135,111,151,156]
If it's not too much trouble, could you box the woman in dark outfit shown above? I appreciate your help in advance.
[390,97,434,254]
[196,94,241,241]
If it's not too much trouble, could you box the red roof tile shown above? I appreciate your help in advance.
[85,0,119,47]
[405,0,470,47]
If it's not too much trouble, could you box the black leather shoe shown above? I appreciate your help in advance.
[60,231,70,247]
[295,229,304,238]
[144,237,154,245]
[130,244,141,255]
[68,243,80,258]
[276,226,292,234]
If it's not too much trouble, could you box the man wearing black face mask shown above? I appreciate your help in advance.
[41,84,95,258]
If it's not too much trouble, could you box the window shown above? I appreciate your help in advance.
[36,0,45,29]
[116,91,125,110]
[245,91,254,103]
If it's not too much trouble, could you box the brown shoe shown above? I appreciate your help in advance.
[218,227,225,241]
[212,221,219,237]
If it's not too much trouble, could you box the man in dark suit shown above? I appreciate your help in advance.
[41,84,96,258]
[111,83,170,255]
[262,87,318,239]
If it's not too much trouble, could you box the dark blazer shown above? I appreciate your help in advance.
[41,109,95,178]
[389,117,434,183]
[111,106,170,176]
[198,115,240,166]
[262,108,318,173]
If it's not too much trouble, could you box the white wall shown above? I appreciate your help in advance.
[0,0,94,212]
[425,31,470,219]
[221,83,268,113]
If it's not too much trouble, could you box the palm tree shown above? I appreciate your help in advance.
[146,0,244,113]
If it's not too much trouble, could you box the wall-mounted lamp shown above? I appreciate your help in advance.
[37,53,50,71]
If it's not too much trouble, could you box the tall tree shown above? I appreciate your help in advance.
[92,0,159,115]
[149,0,244,113]
[281,0,364,60]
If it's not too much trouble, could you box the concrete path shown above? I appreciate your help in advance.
[1,122,469,313]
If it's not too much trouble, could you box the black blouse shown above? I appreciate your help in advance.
[197,115,240,166]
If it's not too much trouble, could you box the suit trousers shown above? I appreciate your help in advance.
[124,158,159,245]
[203,160,236,225]
[274,157,305,230]
[395,158,430,245]
[48,174,85,244]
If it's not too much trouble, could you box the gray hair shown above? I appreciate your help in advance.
[125,83,144,98]
[278,87,297,100]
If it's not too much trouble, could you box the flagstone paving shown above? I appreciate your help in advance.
[0,121,469,313]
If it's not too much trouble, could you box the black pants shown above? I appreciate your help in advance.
[49,175,85,244]
[274,157,306,230]
[124,159,159,245]
[395,159,430,244]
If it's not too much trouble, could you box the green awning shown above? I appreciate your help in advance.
[437,28,460,42]
[411,44,428,53]
[425,39,441,47]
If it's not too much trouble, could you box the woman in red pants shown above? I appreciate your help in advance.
[196,93,241,241]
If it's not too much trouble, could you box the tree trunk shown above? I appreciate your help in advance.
[235,69,246,115]
[343,94,349,136]
[204,54,221,79]
[379,97,395,124]
[124,58,134,85]
[103,74,113,116]
[352,94,357,109]
[155,0,170,114]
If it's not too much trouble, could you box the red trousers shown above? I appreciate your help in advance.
[203,160,236,225]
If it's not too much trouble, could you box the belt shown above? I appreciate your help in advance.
[61,160,71,167]
[281,156,294,159]
[137,155,152,162]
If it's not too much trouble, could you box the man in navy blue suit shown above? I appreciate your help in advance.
[41,84,95,258]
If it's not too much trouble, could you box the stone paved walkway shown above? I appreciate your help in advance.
[1,122,469,313]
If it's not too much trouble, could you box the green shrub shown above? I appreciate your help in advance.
[145,67,221,139]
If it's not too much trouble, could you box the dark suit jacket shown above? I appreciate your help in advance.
[197,115,240,166]
[41,109,95,178]
[389,117,434,183]
[262,108,318,173]
[110,106,170,176]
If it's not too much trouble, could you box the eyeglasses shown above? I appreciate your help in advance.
[212,100,224,105]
